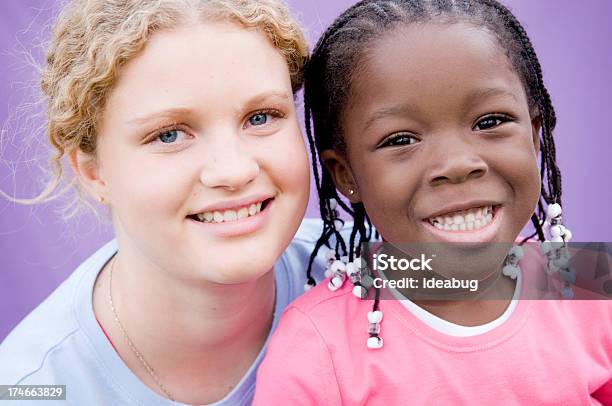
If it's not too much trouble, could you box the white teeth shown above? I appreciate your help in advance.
[452,215,464,224]
[224,210,237,221]
[428,205,495,232]
[213,211,223,223]
[193,200,267,224]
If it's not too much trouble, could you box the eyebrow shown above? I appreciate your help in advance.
[242,90,292,109]
[127,91,292,127]
[462,87,519,110]
[128,107,195,126]
[364,103,423,131]
[363,87,519,131]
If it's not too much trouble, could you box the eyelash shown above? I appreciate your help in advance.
[147,125,192,145]
[378,132,421,148]
[473,114,513,131]
[243,108,285,129]
[145,107,286,145]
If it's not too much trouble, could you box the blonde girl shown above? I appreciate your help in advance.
[0,1,332,404]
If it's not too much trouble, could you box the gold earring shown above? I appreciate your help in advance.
[348,188,355,196]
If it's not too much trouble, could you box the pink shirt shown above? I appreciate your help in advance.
[254,243,612,405]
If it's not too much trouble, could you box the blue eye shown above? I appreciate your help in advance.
[158,129,179,143]
[474,115,511,131]
[379,133,420,148]
[249,113,268,126]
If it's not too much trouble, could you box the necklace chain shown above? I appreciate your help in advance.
[108,256,176,402]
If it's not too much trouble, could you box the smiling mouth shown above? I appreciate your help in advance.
[188,198,273,224]
[426,205,499,232]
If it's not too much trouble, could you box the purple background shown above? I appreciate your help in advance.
[1,1,611,341]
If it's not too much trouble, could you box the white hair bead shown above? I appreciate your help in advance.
[553,256,569,269]
[325,250,336,261]
[563,229,573,242]
[304,283,313,292]
[509,246,524,259]
[346,262,359,277]
[502,265,519,279]
[324,269,333,278]
[329,198,338,210]
[367,336,384,349]
[367,310,383,323]
[353,285,367,298]
[550,225,563,238]
[330,260,346,274]
[551,236,564,243]
[541,241,552,254]
[546,203,562,219]
[328,278,342,291]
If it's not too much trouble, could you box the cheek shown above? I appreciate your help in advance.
[264,127,310,198]
[351,155,421,238]
[486,134,542,229]
[105,149,191,219]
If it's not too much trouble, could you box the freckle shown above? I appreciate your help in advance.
[212,307,217,311]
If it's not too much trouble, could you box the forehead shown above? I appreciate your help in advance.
[345,22,526,123]
[105,22,291,121]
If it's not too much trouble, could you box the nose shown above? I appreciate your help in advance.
[199,136,260,190]
[427,136,488,186]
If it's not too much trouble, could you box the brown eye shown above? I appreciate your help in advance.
[473,115,511,131]
[379,133,420,148]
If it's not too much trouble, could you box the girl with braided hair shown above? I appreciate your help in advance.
[255,0,611,404]
[0,0,345,404]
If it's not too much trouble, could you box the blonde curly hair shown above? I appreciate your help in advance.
[7,0,308,218]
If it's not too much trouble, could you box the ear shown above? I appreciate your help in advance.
[530,115,541,155]
[68,147,107,203]
[320,149,360,203]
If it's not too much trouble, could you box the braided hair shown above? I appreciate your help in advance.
[304,0,563,309]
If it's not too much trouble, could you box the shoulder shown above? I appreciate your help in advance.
[254,283,351,406]
[275,279,371,352]
[291,217,355,244]
[0,241,116,385]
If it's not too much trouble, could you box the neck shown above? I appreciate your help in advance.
[94,245,276,404]
[412,272,516,326]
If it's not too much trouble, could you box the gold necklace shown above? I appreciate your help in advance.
[108,256,175,401]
